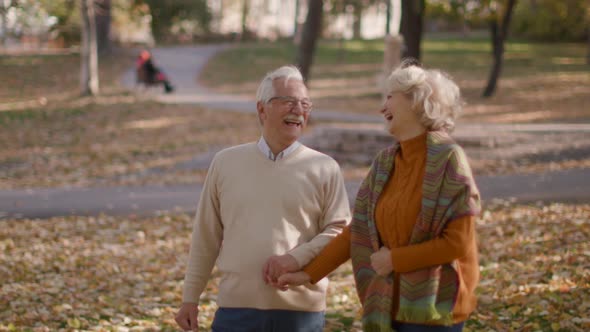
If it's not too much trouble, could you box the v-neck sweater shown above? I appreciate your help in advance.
[182,142,351,311]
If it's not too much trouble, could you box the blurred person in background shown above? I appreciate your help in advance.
[135,49,174,93]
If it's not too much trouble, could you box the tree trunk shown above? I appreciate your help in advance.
[385,0,391,35]
[80,0,99,96]
[482,0,517,98]
[0,0,10,47]
[586,26,590,65]
[400,0,424,60]
[352,3,362,39]
[482,21,502,98]
[296,0,323,83]
[0,10,6,48]
[241,0,249,39]
[293,0,300,37]
[95,0,111,55]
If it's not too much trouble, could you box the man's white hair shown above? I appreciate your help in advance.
[256,65,305,103]
[386,60,463,132]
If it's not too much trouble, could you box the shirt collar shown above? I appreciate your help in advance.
[257,136,301,161]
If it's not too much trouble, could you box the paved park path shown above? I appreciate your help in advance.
[1,44,589,219]
[2,168,589,219]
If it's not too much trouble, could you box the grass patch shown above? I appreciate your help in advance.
[0,49,135,104]
[0,107,87,124]
[1,203,588,331]
[200,36,589,123]
[201,36,587,85]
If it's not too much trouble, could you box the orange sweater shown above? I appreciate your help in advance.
[303,133,479,323]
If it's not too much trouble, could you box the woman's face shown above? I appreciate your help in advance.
[380,91,420,138]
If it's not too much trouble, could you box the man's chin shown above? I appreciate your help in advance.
[281,133,301,144]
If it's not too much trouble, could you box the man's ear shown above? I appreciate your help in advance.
[256,101,266,124]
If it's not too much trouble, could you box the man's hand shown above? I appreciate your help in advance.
[276,271,311,291]
[175,302,199,331]
[370,246,393,276]
[262,254,300,285]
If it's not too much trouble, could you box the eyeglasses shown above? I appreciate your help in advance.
[267,96,313,113]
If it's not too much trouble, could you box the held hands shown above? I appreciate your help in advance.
[277,271,311,290]
[175,302,199,331]
[370,246,394,276]
[262,254,308,290]
[263,254,300,285]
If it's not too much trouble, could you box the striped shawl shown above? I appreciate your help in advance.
[350,131,481,331]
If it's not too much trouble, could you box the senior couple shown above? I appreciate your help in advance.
[175,61,481,332]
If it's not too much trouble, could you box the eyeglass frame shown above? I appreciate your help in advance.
[266,95,313,113]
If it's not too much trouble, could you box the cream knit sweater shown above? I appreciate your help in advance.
[182,143,351,311]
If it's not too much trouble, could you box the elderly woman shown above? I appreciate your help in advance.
[274,62,481,332]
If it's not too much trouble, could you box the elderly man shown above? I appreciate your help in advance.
[175,65,351,332]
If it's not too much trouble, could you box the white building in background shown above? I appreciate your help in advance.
[207,0,401,40]
[112,15,155,47]
[0,1,57,49]
[208,0,299,40]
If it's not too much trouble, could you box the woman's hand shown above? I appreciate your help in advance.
[274,271,311,291]
[370,246,393,276]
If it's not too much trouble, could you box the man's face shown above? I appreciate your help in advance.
[257,78,311,149]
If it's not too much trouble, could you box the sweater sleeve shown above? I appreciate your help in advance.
[302,225,351,283]
[288,162,351,267]
[182,157,224,304]
[390,216,476,273]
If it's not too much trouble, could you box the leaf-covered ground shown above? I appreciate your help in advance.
[0,102,261,189]
[1,203,588,331]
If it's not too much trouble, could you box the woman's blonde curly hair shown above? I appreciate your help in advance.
[386,59,464,132]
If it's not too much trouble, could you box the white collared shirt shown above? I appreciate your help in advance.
[257,136,301,161]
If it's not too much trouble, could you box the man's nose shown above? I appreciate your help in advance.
[291,102,305,115]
